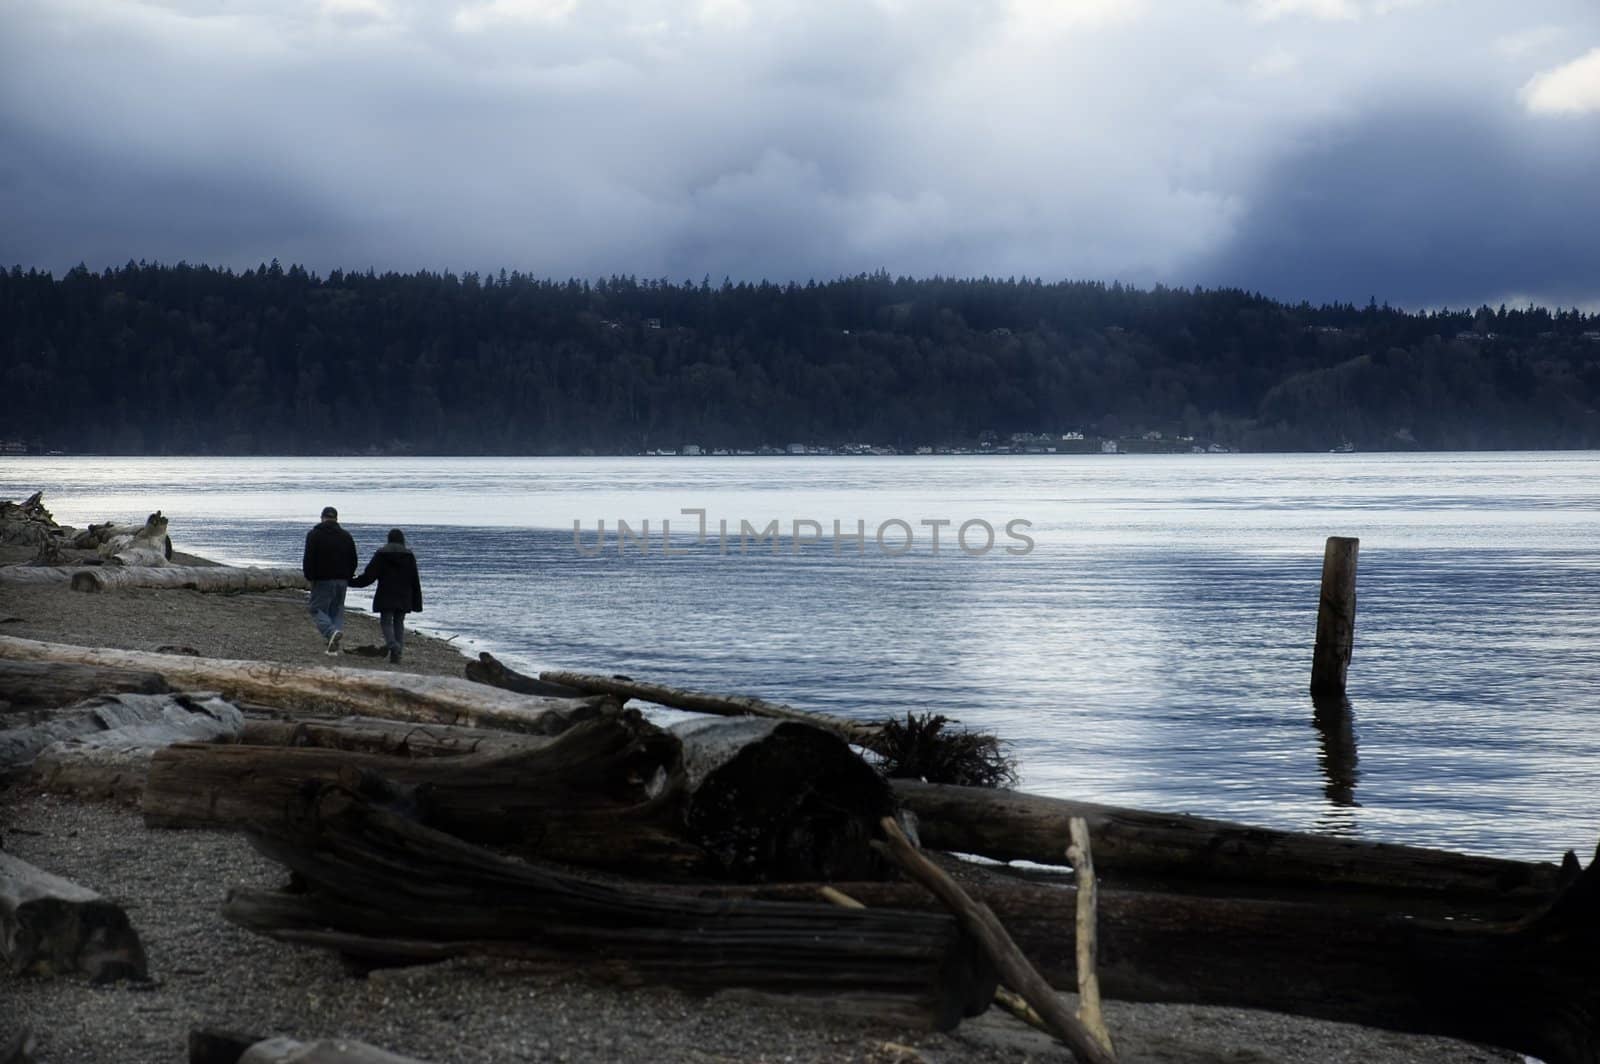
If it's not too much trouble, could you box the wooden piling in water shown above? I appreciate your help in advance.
[1310,536,1359,696]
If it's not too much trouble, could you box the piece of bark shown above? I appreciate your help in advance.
[465,652,586,697]
[0,660,170,714]
[540,669,882,746]
[0,851,148,982]
[893,779,1565,904]
[30,693,244,803]
[0,636,613,733]
[223,787,997,1032]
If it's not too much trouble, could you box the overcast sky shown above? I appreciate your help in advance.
[3,0,1598,308]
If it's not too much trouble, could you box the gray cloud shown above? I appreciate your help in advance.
[1,0,1596,307]
[1190,99,1600,308]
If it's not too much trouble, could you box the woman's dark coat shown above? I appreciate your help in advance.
[349,543,423,613]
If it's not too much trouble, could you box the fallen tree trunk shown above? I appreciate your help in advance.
[894,779,1566,904]
[150,714,897,882]
[465,652,585,697]
[240,716,536,758]
[0,491,66,549]
[0,660,170,713]
[701,847,1600,1064]
[541,669,882,745]
[222,786,997,1032]
[68,565,307,593]
[93,510,171,565]
[30,693,244,803]
[0,851,148,982]
[0,636,613,733]
[0,567,77,587]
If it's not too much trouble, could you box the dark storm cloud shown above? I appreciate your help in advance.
[1,0,1597,307]
[1189,102,1600,309]
[0,120,351,272]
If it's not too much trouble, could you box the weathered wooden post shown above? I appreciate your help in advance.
[1310,536,1359,696]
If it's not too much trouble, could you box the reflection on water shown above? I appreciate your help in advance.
[1311,694,1361,822]
[4,451,1600,862]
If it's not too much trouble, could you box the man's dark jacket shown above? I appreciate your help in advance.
[303,520,358,582]
[349,543,423,613]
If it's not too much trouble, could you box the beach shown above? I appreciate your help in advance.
[0,567,1525,1063]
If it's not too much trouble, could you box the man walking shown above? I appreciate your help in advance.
[303,505,357,655]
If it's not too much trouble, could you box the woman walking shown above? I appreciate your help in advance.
[350,528,423,664]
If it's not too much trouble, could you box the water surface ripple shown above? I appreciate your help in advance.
[6,451,1598,863]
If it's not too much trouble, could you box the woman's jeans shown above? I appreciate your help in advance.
[380,610,407,660]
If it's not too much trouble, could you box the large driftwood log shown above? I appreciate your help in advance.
[706,850,1600,1064]
[0,851,148,982]
[1,691,225,772]
[69,565,307,593]
[149,714,897,882]
[240,716,536,758]
[0,660,170,713]
[30,693,245,803]
[0,567,77,587]
[89,510,171,565]
[465,652,585,697]
[0,492,64,548]
[0,636,612,733]
[222,786,997,1032]
[541,669,882,745]
[894,779,1566,904]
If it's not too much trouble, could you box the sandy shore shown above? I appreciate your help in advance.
[0,568,1524,1063]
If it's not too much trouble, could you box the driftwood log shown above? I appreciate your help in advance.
[0,492,64,547]
[149,713,897,882]
[0,564,306,593]
[1,691,232,773]
[29,693,244,803]
[877,817,1117,1064]
[0,637,613,733]
[0,659,170,713]
[222,786,997,1031]
[707,848,1600,1064]
[464,652,585,697]
[0,851,148,982]
[239,716,535,758]
[540,669,883,746]
[82,510,171,565]
[894,779,1566,904]
[69,565,307,593]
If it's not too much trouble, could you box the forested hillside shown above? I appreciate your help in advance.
[3,262,1598,454]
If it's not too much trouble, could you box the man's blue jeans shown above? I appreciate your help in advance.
[308,579,348,641]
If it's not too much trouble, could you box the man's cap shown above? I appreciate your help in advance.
[321,506,338,520]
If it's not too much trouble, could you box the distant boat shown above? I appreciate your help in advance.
[1330,441,1355,453]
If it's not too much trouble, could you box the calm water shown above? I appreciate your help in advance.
[4,452,1599,863]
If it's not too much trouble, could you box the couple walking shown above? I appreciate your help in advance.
[303,506,423,663]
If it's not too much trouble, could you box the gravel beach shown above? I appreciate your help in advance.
[0,568,1526,1063]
